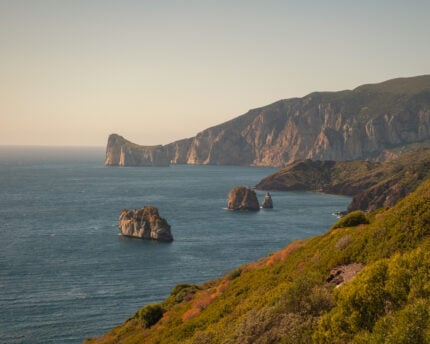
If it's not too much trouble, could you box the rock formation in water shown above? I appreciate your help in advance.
[261,192,273,209]
[118,206,173,242]
[105,134,170,166]
[227,186,260,211]
[106,75,430,167]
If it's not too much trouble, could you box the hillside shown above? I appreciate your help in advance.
[256,148,430,212]
[86,179,430,343]
[106,75,430,167]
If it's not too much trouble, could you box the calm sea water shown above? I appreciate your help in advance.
[0,146,351,343]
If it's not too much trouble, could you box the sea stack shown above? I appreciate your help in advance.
[227,186,260,211]
[261,192,273,208]
[118,206,173,242]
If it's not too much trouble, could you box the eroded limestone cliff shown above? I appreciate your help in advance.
[107,75,430,167]
[105,134,169,166]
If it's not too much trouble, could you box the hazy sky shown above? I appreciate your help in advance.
[1,0,429,146]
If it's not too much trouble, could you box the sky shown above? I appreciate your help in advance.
[1,0,429,147]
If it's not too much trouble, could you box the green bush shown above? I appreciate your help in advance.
[314,244,430,343]
[331,211,369,229]
[171,283,200,303]
[226,267,243,280]
[364,299,430,343]
[136,303,164,328]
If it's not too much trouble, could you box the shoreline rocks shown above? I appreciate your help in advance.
[256,148,430,213]
[118,206,173,242]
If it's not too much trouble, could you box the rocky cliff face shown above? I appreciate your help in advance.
[118,206,173,241]
[107,75,430,167]
[105,134,170,166]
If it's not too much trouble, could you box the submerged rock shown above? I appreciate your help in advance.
[261,192,273,208]
[118,206,173,242]
[227,186,260,211]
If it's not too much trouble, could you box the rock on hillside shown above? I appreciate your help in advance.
[118,206,173,242]
[105,134,169,166]
[107,75,430,167]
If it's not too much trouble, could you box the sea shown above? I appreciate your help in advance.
[0,146,351,343]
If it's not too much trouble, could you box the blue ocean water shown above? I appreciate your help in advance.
[0,146,351,343]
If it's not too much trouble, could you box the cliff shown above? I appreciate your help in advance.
[86,180,430,344]
[105,134,169,166]
[256,148,430,212]
[107,75,430,167]
[118,206,173,242]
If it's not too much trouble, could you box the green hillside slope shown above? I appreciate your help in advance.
[86,179,430,343]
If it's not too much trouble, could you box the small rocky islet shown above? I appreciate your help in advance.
[227,186,273,211]
[118,206,173,242]
[118,189,274,242]
[261,192,273,208]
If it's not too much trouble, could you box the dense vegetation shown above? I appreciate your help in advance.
[256,148,430,212]
[86,178,430,343]
[330,211,368,230]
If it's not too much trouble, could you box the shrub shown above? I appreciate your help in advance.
[227,267,243,280]
[331,211,369,229]
[335,235,352,250]
[171,283,200,303]
[369,299,430,343]
[136,303,164,328]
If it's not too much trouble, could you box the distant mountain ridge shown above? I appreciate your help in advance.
[106,75,430,167]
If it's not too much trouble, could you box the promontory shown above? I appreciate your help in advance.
[105,134,169,167]
[106,75,430,167]
[256,148,430,213]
